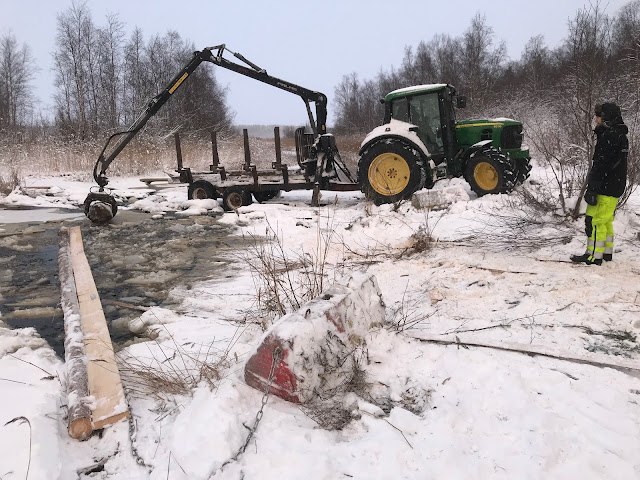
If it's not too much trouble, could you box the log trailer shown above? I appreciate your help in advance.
[84,44,531,223]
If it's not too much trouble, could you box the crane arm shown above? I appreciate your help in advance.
[92,45,329,189]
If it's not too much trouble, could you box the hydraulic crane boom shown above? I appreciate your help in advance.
[92,45,328,189]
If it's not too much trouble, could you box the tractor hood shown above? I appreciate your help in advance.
[455,117,522,129]
[455,117,527,156]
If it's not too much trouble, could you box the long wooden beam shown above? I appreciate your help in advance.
[66,226,129,432]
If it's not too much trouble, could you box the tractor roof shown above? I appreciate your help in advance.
[385,84,449,102]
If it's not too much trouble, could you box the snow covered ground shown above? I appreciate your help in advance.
[1,171,639,479]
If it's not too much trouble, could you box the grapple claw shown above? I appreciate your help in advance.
[84,192,118,224]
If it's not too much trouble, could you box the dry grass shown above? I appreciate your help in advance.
[239,212,338,329]
[301,355,370,430]
[117,326,241,402]
[0,131,363,183]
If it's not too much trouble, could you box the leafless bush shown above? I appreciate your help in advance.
[0,168,21,195]
[387,281,437,332]
[341,211,439,265]
[117,328,238,402]
[240,214,337,329]
[525,108,590,215]
[459,188,574,252]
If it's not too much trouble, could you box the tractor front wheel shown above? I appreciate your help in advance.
[358,140,424,205]
[464,151,516,196]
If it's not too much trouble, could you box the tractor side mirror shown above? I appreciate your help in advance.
[379,98,385,104]
[456,96,467,109]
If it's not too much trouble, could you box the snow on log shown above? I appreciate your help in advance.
[67,226,129,431]
[58,227,92,440]
[244,271,386,403]
[411,185,470,209]
[87,201,114,225]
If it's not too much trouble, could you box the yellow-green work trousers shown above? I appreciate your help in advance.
[584,194,618,261]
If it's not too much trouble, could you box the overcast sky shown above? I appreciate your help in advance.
[2,0,632,126]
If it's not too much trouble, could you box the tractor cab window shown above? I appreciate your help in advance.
[391,99,410,123]
[408,93,443,155]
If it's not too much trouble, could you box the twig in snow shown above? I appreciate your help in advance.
[154,423,162,459]
[7,354,54,377]
[0,377,35,387]
[443,323,512,335]
[4,416,31,480]
[361,411,413,449]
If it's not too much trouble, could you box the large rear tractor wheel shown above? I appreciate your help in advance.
[188,180,218,200]
[464,150,517,196]
[358,140,424,205]
[222,186,253,211]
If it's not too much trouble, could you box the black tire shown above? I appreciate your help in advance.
[464,150,516,196]
[515,157,532,185]
[253,190,281,203]
[188,180,218,200]
[357,139,424,205]
[222,186,253,211]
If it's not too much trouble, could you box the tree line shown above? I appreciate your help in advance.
[332,1,640,136]
[0,1,232,141]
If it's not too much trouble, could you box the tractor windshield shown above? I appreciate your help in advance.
[391,93,443,155]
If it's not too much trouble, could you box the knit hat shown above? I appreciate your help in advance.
[595,102,623,125]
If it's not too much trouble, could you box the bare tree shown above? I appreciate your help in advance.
[53,0,94,138]
[97,13,124,130]
[460,13,506,111]
[556,1,613,217]
[0,33,37,132]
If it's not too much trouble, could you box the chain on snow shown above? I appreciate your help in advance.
[215,346,283,475]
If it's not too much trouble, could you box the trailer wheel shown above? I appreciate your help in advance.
[358,139,424,205]
[464,150,516,196]
[222,186,253,211]
[188,180,217,200]
[253,190,281,203]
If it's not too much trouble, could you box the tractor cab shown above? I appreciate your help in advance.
[382,84,464,173]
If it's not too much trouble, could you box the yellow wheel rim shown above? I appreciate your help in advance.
[473,162,499,191]
[368,153,411,196]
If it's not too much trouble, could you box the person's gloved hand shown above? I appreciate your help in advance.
[584,190,598,206]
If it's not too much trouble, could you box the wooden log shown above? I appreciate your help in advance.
[67,226,130,430]
[58,227,93,440]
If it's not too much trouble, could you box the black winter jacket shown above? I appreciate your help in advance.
[588,123,629,198]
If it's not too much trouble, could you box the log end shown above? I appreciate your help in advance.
[69,418,93,441]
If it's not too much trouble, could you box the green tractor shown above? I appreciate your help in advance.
[358,84,531,204]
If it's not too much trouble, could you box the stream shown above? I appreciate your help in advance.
[0,207,244,357]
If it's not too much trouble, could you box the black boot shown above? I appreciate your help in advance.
[570,253,602,265]
[570,253,590,263]
[603,253,613,262]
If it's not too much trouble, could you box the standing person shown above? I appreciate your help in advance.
[571,102,629,265]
